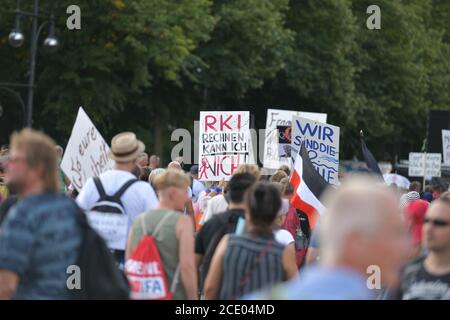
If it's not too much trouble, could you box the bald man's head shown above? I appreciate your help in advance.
[319,176,410,286]
[167,161,182,171]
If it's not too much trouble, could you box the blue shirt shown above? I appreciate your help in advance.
[309,220,320,249]
[0,193,82,299]
[245,265,376,300]
[192,179,206,203]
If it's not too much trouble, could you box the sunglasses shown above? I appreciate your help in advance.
[424,218,450,227]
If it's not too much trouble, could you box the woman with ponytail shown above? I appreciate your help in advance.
[204,181,298,300]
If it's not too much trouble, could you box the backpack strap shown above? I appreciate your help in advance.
[112,179,139,203]
[140,212,181,295]
[170,265,180,293]
[93,176,107,201]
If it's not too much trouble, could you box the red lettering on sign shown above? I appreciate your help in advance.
[205,115,217,132]
[220,115,233,131]
[204,114,244,132]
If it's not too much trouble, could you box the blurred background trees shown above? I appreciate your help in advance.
[0,0,448,164]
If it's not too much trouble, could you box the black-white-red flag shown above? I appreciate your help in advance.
[290,142,329,229]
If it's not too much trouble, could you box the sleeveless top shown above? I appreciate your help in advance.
[128,209,185,299]
[219,233,286,300]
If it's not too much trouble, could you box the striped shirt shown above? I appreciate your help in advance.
[219,233,285,300]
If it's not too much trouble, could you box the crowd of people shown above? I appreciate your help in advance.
[0,128,449,300]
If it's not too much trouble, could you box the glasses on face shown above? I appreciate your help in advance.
[424,218,450,228]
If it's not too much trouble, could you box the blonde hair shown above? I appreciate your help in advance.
[270,170,288,183]
[278,164,291,176]
[234,164,260,180]
[153,169,190,192]
[10,129,59,193]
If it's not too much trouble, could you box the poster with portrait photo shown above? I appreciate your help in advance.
[277,125,292,158]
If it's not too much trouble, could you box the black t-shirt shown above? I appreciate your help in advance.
[400,261,450,300]
[195,208,245,255]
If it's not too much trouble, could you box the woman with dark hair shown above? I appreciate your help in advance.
[204,181,298,300]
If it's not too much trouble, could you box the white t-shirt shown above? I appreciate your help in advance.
[76,169,159,232]
[274,229,295,247]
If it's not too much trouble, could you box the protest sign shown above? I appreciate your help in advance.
[198,111,253,181]
[291,116,340,185]
[263,109,327,169]
[408,153,441,177]
[61,107,114,191]
[87,212,127,250]
[442,130,450,164]
[277,125,292,158]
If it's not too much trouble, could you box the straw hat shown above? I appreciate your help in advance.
[108,132,145,163]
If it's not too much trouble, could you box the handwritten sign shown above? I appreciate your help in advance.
[408,153,441,177]
[87,212,128,250]
[263,109,327,169]
[61,107,114,191]
[442,130,450,164]
[291,116,340,185]
[198,111,252,181]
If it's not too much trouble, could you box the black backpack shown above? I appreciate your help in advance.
[295,209,312,269]
[91,177,138,214]
[199,212,239,293]
[71,206,130,300]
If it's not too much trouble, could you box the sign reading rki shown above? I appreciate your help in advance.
[203,113,244,132]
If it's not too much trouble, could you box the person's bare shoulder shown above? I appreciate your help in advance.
[176,214,194,237]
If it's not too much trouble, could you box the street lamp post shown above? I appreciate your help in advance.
[25,0,39,128]
[0,86,26,127]
[4,0,59,127]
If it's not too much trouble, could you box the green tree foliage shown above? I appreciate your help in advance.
[197,0,294,99]
[0,0,448,163]
[283,0,360,157]
[38,0,216,138]
[350,0,450,158]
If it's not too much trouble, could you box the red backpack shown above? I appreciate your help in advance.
[125,214,180,300]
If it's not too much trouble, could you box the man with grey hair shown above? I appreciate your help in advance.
[137,152,149,168]
[149,155,160,170]
[246,175,411,300]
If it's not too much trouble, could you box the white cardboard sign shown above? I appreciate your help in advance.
[291,116,340,185]
[61,107,114,191]
[198,111,253,181]
[263,109,327,170]
[408,153,441,177]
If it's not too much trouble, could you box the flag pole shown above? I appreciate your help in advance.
[421,138,427,192]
